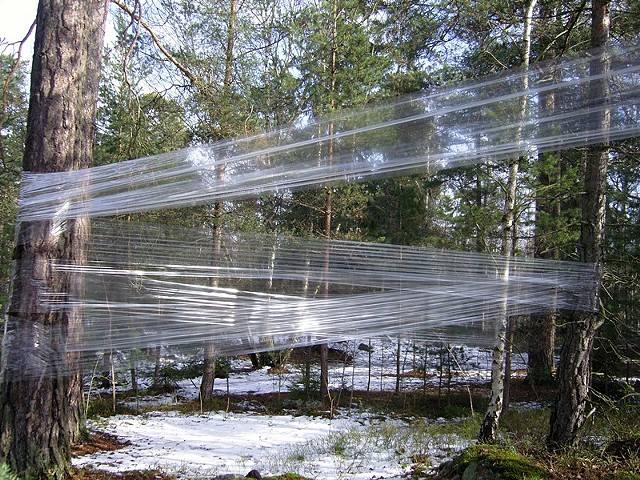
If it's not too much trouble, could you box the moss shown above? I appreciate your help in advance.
[438,444,549,479]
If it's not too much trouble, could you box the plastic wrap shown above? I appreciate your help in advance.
[2,220,598,379]
[5,45,633,380]
[16,44,640,221]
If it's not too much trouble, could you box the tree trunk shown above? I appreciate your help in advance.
[503,317,516,412]
[479,0,537,442]
[201,0,237,397]
[547,0,610,448]
[200,341,217,401]
[0,1,108,477]
[395,337,402,395]
[548,314,601,446]
[319,185,332,403]
[320,342,330,401]
[526,313,556,385]
[528,0,561,387]
[529,153,560,385]
[201,198,224,401]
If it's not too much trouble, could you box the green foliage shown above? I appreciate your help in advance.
[215,357,231,379]
[283,183,370,239]
[527,151,582,260]
[0,54,28,313]
[85,396,137,419]
[288,372,322,402]
[594,139,640,378]
[498,408,551,451]
[431,164,503,252]
[363,176,430,245]
[585,403,640,444]
[439,444,549,480]
[0,464,19,480]
[292,0,390,112]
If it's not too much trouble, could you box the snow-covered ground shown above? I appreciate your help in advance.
[74,341,527,479]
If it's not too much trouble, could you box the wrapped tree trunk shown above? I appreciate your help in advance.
[478,0,536,443]
[201,0,237,401]
[547,0,610,448]
[0,1,109,478]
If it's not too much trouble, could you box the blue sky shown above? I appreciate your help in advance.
[1,1,116,65]
[0,0,38,59]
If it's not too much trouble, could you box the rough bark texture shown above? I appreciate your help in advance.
[0,1,108,477]
[478,338,505,442]
[201,199,224,400]
[526,312,556,385]
[548,313,602,447]
[547,0,609,449]
[200,341,217,400]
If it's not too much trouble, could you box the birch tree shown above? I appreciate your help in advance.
[478,0,537,443]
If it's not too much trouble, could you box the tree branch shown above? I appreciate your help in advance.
[1,20,36,171]
[110,0,197,85]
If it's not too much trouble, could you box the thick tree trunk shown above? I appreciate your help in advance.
[202,198,224,401]
[548,313,601,446]
[547,0,610,448]
[0,1,108,477]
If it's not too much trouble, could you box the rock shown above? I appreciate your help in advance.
[246,470,262,479]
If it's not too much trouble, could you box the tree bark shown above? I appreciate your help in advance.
[200,341,217,401]
[201,190,224,401]
[478,0,536,443]
[0,1,108,477]
[201,0,237,401]
[547,0,610,449]
[526,313,556,385]
[319,0,339,406]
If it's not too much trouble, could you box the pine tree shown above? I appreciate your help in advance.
[0,1,109,477]
[0,55,28,313]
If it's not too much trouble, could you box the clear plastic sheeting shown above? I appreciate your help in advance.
[17,43,640,221]
[1,220,599,379]
[5,44,634,381]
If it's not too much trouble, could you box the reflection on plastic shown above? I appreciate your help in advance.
[5,44,636,380]
[2,220,599,380]
[17,44,640,221]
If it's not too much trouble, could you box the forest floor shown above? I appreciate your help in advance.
[68,345,640,480]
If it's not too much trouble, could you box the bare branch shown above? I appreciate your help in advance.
[110,0,197,85]
[1,20,36,170]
